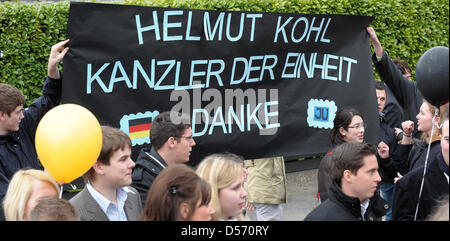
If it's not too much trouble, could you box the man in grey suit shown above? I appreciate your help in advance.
[70,126,142,221]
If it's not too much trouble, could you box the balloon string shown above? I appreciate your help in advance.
[414,109,439,221]
[59,182,64,199]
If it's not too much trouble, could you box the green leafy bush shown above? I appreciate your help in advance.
[0,1,69,104]
[1,0,448,105]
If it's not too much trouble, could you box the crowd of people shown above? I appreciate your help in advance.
[0,27,448,221]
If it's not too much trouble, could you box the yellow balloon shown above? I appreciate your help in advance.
[35,104,102,184]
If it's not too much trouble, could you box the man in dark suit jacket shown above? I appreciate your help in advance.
[70,126,142,221]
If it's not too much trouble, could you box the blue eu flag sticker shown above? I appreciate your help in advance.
[307,99,337,129]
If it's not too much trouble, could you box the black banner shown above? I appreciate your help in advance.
[62,2,378,165]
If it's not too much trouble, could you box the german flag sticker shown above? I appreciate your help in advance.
[119,111,160,146]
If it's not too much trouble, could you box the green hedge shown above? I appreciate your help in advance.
[0,1,69,105]
[1,0,448,106]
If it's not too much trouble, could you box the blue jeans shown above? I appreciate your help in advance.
[379,181,394,221]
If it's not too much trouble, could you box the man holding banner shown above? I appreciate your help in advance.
[0,39,69,220]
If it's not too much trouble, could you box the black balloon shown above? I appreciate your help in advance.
[415,46,449,107]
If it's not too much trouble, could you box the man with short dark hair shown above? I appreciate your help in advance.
[367,27,422,139]
[375,81,403,221]
[304,142,389,221]
[392,58,412,81]
[70,126,142,221]
[131,111,196,206]
[0,39,69,220]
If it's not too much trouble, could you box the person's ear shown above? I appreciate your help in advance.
[339,127,346,137]
[179,203,190,221]
[168,137,177,148]
[343,170,353,183]
[92,161,104,175]
[0,111,6,120]
[434,116,441,127]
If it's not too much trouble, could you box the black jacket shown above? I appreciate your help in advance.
[377,114,403,182]
[0,76,61,220]
[305,182,389,221]
[373,51,423,139]
[392,152,449,221]
[131,147,167,207]
[408,140,441,172]
[384,86,404,129]
[394,140,441,175]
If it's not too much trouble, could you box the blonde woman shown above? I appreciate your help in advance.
[392,110,449,220]
[3,169,59,221]
[398,101,448,173]
[196,153,248,221]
